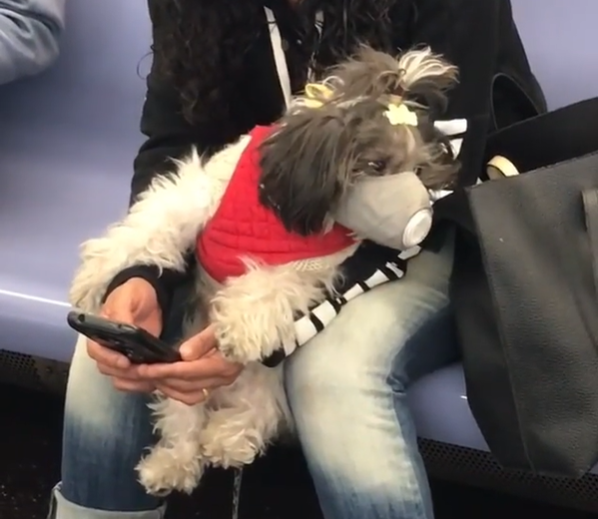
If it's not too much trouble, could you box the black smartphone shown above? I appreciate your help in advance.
[67,311,181,364]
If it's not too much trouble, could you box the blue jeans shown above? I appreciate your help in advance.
[50,230,458,519]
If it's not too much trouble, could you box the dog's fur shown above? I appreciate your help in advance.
[70,47,459,495]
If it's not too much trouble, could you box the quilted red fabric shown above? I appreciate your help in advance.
[196,125,356,283]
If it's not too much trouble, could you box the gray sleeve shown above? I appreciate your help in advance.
[0,0,66,85]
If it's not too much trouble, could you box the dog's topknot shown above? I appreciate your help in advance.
[296,46,459,116]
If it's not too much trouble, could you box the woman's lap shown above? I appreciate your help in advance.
[53,231,457,519]
[285,230,458,519]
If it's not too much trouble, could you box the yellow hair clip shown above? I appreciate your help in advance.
[302,83,334,108]
[384,103,418,126]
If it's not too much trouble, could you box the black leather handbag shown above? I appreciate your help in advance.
[435,97,598,477]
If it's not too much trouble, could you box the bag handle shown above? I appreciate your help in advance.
[486,155,520,180]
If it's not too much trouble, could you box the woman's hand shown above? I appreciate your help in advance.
[134,325,243,406]
[86,277,163,393]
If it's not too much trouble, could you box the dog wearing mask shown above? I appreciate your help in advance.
[70,47,462,495]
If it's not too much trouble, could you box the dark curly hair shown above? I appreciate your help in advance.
[149,0,415,124]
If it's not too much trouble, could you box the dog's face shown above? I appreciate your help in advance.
[258,47,460,236]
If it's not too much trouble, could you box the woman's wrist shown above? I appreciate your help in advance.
[103,265,187,316]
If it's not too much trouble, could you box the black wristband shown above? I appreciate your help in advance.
[102,265,186,318]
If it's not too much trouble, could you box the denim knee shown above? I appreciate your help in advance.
[57,336,161,513]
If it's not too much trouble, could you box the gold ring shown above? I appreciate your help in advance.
[202,388,210,399]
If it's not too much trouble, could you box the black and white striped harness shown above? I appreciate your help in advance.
[262,244,420,367]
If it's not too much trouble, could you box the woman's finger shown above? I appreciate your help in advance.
[111,377,155,393]
[135,356,241,381]
[178,325,218,361]
[155,376,226,393]
[87,339,130,370]
[96,362,142,380]
[155,384,208,406]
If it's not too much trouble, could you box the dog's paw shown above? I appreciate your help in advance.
[212,322,259,364]
[136,444,205,495]
[215,333,254,364]
[200,410,263,468]
[211,288,283,364]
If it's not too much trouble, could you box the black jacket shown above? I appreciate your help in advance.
[107,0,547,315]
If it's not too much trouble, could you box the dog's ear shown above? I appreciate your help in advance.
[258,107,353,236]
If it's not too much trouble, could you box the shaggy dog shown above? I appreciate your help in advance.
[70,47,461,495]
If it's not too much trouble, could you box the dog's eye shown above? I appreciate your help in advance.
[367,160,387,173]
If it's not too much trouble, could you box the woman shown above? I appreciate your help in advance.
[50,1,545,518]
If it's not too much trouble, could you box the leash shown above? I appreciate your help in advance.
[231,468,244,519]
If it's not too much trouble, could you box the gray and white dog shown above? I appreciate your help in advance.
[70,46,461,496]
